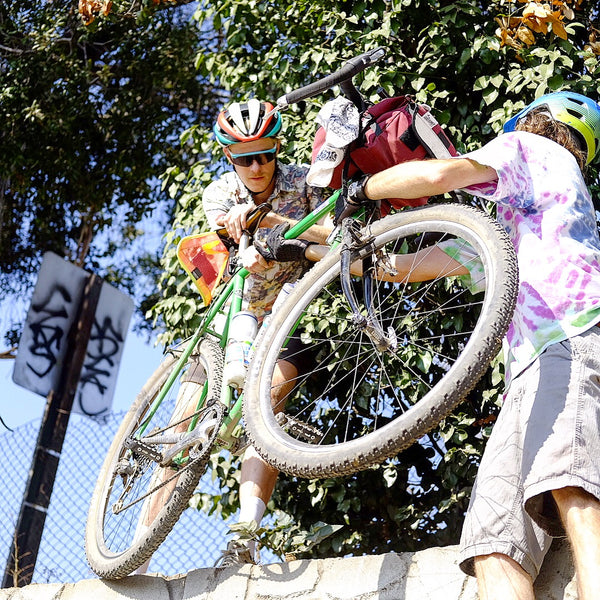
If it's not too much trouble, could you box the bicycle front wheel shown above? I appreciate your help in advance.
[244,204,518,478]
[85,336,223,579]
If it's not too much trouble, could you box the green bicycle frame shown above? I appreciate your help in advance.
[137,190,342,451]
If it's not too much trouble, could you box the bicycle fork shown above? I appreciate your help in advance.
[339,219,398,352]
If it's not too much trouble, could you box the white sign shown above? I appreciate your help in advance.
[13,252,134,417]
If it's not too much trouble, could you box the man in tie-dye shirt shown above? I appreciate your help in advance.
[345,91,600,600]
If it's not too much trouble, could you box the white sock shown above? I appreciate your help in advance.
[237,497,266,560]
[238,496,266,524]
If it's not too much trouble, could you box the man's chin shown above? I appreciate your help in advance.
[245,182,270,195]
[247,181,267,191]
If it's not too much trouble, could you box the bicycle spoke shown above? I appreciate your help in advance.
[260,224,492,446]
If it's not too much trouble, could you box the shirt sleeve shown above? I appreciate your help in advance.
[459,133,534,211]
[202,177,236,229]
[288,164,325,212]
[437,239,486,295]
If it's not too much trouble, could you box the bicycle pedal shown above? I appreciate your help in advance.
[276,413,323,443]
[124,437,163,463]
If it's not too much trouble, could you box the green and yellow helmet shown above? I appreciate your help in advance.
[504,91,600,164]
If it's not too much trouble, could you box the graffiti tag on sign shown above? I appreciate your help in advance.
[12,252,134,417]
[26,284,74,379]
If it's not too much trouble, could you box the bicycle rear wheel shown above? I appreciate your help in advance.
[244,204,518,478]
[85,336,223,579]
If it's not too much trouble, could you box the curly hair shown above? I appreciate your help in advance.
[514,108,588,173]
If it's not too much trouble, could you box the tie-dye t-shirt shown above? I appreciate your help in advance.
[202,162,323,321]
[462,130,600,385]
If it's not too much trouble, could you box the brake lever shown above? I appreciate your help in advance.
[215,202,273,249]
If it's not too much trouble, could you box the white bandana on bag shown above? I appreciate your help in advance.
[307,97,360,187]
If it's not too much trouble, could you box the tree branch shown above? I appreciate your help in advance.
[0,347,17,360]
[0,43,26,55]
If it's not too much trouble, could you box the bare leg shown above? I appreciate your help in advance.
[473,553,535,600]
[238,359,298,557]
[240,358,298,501]
[553,486,600,600]
[240,446,279,506]
[134,379,205,574]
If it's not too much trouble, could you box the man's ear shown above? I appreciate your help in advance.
[223,147,233,164]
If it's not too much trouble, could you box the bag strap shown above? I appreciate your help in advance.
[408,101,456,159]
[408,101,466,203]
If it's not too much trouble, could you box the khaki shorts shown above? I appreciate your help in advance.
[459,327,600,579]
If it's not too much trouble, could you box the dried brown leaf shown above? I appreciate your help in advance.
[548,13,568,39]
[516,26,536,45]
[523,16,548,34]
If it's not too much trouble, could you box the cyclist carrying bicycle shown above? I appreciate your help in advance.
[202,99,332,567]
[336,91,600,600]
[87,51,521,581]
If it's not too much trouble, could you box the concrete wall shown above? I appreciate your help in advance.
[0,541,577,600]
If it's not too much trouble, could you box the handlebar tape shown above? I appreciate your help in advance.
[276,47,386,107]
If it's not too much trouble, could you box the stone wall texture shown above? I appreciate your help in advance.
[0,541,578,599]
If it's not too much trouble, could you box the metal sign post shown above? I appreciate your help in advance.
[3,273,102,588]
[4,252,134,587]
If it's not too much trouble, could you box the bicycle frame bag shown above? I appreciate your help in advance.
[311,96,458,213]
[177,232,230,306]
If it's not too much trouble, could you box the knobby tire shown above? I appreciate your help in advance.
[244,204,518,478]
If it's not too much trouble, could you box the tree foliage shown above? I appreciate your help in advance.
[0,0,223,345]
[104,0,600,559]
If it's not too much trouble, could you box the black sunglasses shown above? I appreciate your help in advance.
[229,146,277,167]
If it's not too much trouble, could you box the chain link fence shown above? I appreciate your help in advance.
[1,411,277,586]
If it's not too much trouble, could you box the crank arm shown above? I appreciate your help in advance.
[276,413,323,443]
[157,409,220,466]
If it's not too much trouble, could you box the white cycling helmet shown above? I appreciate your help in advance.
[214,99,282,146]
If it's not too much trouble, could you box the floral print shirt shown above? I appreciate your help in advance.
[202,162,323,321]
[462,131,600,385]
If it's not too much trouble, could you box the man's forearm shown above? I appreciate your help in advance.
[363,158,497,201]
[304,244,467,282]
